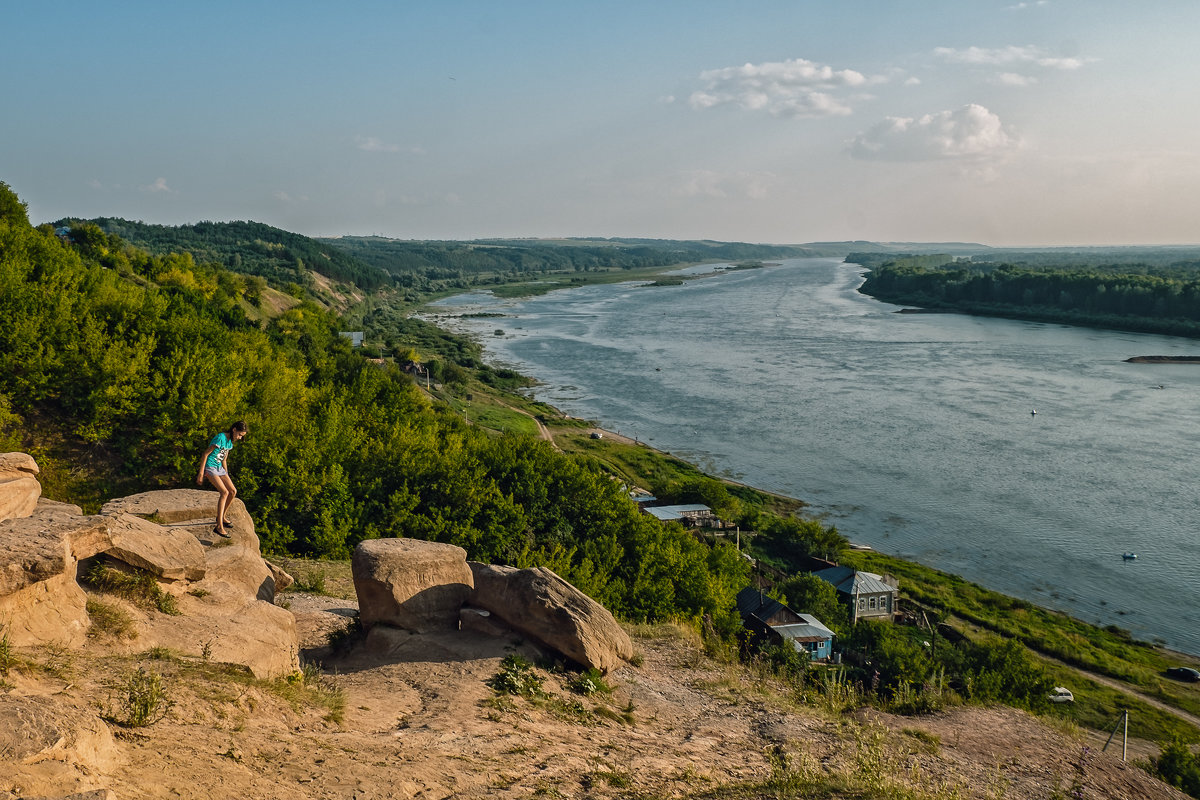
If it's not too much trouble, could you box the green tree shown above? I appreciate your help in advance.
[776,573,849,635]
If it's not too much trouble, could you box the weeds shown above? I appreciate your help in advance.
[489,654,545,698]
[103,667,173,727]
[86,598,137,640]
[565,667,612,697]
[0,628,14,673]
[84,563,181,616]
[272,662,346,724]
[293,570,327,595]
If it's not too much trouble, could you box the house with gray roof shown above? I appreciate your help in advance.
[641,503,719,528]
[811,566,899,624]
[736,587,835,661]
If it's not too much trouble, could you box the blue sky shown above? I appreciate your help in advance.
[5,1,1198,245]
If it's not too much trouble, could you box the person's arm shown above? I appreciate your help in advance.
[197,445,215,485]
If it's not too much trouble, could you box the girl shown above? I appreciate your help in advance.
[196,421,248,537]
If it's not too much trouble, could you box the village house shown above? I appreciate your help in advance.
[639,502,723,528]
[811,566,899,624]
[735,587,835,661]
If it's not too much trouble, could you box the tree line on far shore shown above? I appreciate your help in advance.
[856,253,1200,338]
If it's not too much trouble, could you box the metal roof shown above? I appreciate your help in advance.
[772,614,835,643]
[812,566,897,596]
[735,588,833,639]
[642,503,711,521]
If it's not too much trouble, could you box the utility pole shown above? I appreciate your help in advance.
[1102,710,1129,761]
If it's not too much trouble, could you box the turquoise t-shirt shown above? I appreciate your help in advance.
[205,432,234,471]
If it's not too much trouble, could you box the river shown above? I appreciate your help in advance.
[429,258,1200,654]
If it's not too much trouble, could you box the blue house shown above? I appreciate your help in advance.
[736,587,835,661]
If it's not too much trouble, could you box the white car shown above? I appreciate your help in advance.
[1049,687,1074,703]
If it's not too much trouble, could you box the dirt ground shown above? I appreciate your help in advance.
[1,595,1189,800]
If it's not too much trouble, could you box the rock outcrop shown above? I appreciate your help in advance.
[352,538,474,633]
[0,456,298,677]
[467,563,634,672]
[0,695,122,797]
[0,451,41,520]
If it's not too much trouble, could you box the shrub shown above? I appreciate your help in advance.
[1154,737,1200,798]
[104,668,173,727]
[488,654,545,697]
[566,667,612,697]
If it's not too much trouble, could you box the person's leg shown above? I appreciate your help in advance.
[205,471,235,528]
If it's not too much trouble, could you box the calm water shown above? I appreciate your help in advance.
[430,258,1200,654]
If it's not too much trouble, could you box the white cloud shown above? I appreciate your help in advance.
[1006,1,1049,9]
[688,58,879,117]
[673,170,779,199]
[995,72,1038,86]
[274,191,310,203]
[934,45,1088,70]
[848,104,1018,162]
[905,77,922,86]
[350,133,422,152]
[141,177,172,193]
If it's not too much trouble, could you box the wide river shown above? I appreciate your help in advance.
[430,258,1200,654]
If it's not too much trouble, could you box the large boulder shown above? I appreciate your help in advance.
[103,490,272,600]
[0,507,109,646]
[353,538,473,633]
[0,452,42,521]
[468,563,633,673]
[0,573,90,648]
[99,514,206,582]
[124,595,299,679]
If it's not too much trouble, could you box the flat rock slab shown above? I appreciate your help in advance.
[468,563,634,673]
[103,514,205,581]
[101,488,235,525]
[0,511,108,596]
[353,538,473,633]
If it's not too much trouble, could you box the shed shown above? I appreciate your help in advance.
[736,587,835,661]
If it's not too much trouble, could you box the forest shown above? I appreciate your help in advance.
[856,253,1200,338]
[1,183,755,627]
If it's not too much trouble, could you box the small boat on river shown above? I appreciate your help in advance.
[1122,552,1138,561]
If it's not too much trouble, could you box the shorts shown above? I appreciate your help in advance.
[205,467,228,478]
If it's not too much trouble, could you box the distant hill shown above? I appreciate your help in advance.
[73,217,390,291]
[800,240,992,257]
[320,236,818,282]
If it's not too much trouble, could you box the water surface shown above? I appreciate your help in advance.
[431,259,1200,653]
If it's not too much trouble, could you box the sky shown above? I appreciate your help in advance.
[5,1,1199,246]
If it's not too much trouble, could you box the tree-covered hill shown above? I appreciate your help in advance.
[74,217,391,292]
[857,254,1200,338]
[321,235,816,288]
[3,182,751,625]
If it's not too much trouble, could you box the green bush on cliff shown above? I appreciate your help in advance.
[0,181,748,625]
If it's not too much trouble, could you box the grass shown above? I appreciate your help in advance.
[272,556,355,600]
[552,431,801,516]
[445,395,541,436]
[86,598,138,639]
[274,662,347,724]
[84,562,180,615]
[847,550,1200,738]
